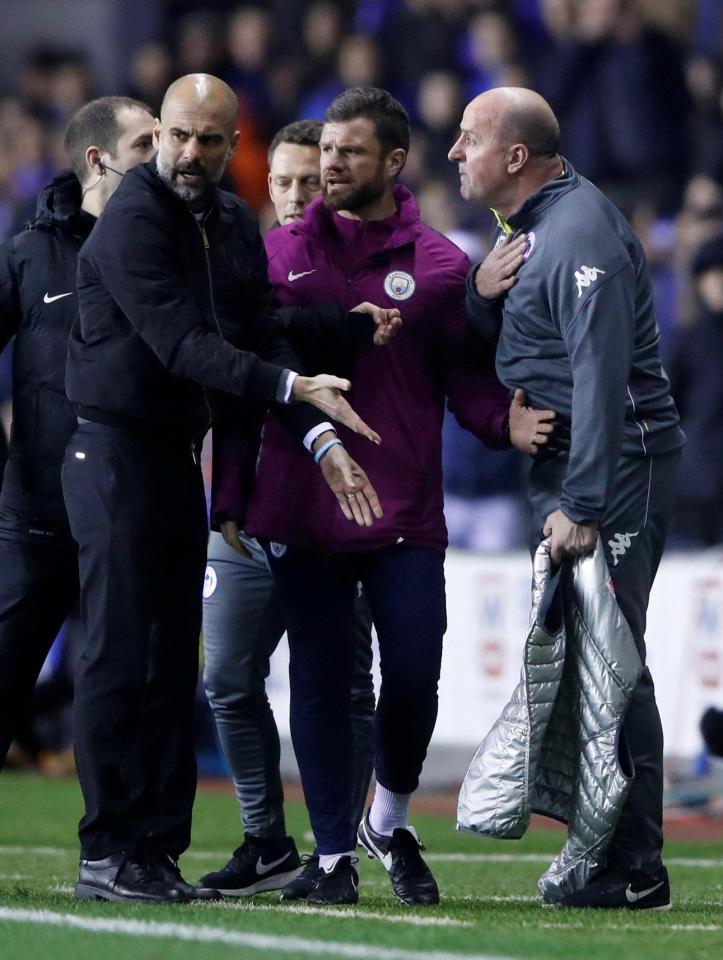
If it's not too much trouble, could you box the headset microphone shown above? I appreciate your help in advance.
[93,157,125,177]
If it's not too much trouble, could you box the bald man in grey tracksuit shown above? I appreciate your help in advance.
[451,86,683,910]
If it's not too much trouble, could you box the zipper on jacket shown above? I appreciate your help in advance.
[192,211,223,457]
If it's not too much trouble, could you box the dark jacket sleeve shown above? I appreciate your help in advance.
[442,267,510,449]
[87,208,285,405]
[278,304,375,376]
[210,401,265,528]
[0,237,21,351]
[554,262,635,522]
[465,263,504,345]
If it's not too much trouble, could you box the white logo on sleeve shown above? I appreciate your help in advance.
[203,564,218,599]
[383,270,415,300]
[608,531,638,567]
[574,265,605,298]
[43,291,73,304]
[288,269,316,282]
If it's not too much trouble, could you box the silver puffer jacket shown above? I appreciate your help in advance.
[457,538,642,902]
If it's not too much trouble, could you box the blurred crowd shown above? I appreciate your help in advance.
[2,0,723,550]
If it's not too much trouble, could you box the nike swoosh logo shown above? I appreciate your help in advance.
[287,269,316,282]
[43,292,74,304]
[625,880,664,903]
[256,852,291,876]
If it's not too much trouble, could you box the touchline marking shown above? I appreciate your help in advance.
[534,921,721,933]
[219,902,472,927]
[5,846,723,870]
[0,908,515,960]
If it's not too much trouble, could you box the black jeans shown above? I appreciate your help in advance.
[62,421,207,860]
[529,447,682,870]
[0,523,78,766]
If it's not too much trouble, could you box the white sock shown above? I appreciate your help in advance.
[319,851,355,873]
[369,784,411,837]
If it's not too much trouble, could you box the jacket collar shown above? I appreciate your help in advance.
[290,183,422,252]
[503,157,580,231]
[33,170,95,239]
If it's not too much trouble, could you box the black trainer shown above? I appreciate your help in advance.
[152,852,221,901]
[357,809,439,906]
[280,853,322,901]
[557,865,671,910]
[75,852,191,903]
[197,835,301,896]
[306,855,359,905]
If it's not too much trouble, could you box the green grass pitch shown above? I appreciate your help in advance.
[1,772,722,960]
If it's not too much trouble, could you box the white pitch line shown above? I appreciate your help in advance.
[534,922,722,933]
[0,907,515,960]
[216,902,473,927]
[4,846,723,871]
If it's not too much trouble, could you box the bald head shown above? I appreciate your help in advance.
[161,73,238,133]
[448,87,563,216]
[154,73,240,209]
[467,87,559,158]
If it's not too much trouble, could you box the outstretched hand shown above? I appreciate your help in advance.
[352,301,403,346]
[508,388,556,455]
[318,443,383,527]
[293,374,381,444]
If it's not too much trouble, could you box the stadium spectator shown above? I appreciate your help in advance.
[668,232,723,547]
[223,85,554,906]
[452,85,684,909]
[62,72,381,905]
[0,96,156,772]
[533,0,689,217]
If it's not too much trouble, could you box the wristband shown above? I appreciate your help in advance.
[313,437,343,464]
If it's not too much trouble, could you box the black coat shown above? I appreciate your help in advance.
[67,157,319,444]
[0,170,92,536]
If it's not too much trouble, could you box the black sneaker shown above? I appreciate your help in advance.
[357,809,439,906]
[557,865,671,910]
[75,852,190,903]
[280,853,322,901]
[306,855,359,905]
[197,835,301,896]
[153,852,221,901]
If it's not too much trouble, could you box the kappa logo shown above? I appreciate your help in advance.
[574,265,606,298]
[608,531,638,567]
[203,564,218,599]
[383,270,415,301]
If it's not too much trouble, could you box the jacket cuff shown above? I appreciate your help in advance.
[246,359,289,404]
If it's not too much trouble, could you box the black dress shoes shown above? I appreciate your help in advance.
[152,852,221,901]
[75,852,195,903]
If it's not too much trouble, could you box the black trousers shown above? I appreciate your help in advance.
[0,523,78,766]
[62,421,208,860]
[528,447,682,870]
[266,542,446,854]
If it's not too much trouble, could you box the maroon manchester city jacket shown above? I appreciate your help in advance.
[214,185,511,554]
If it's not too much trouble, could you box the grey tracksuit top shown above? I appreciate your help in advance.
[465,160,684,524]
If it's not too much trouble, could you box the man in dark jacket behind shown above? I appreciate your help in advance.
[449,86,684,909]
[0,96,155,770]
[62,73,383,905]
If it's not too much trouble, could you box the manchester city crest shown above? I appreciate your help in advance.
[384,270,416,301]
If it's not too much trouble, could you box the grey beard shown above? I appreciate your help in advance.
[156,153,208,205]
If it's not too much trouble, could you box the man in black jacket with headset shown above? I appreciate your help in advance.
[0,97,156,769]
[63,73,384,904]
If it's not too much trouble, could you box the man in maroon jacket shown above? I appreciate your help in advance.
[214,87,554,906]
